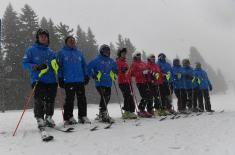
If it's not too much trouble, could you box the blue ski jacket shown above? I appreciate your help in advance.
[22,43,57,84]
[87,55,117,87]
[182,66,198,89]
[172,65,184,90]
[57,46,87,83]
[194,68,211,89]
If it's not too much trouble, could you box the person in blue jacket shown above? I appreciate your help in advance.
[87,44,117,123]
[181,59,199,112]
[22,29,57,128]
[194,62,214,112]
[57,36,90,125]
[156,53,175,114]
[172,58,187,113]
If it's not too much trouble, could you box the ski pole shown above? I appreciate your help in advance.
[13,82,38,136]
[128,80,139,114]
[57,86,65,126]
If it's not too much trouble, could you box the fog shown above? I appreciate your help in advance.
[0,0,235,81]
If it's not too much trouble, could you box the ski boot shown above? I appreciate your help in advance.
[138,111,152,118]
[122,111,130,119]
[79,116,91,124]
[101,111,115,123]
[64,117,78,125]
[128,112,138,119]
[45,115,55,127]
[36,118,46,128]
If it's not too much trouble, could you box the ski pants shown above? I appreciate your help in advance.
[197,89,212,111]
[119,83,135,113]
[174,89,187,111]
[148,83,162,110]
[185,89,198,109]
[96,86,111,113]
[159,82,173,110]
[136,83,153,112]
[64,82,87,120]
[33,82,57,119]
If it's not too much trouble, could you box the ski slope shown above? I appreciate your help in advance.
[0,92,235,155]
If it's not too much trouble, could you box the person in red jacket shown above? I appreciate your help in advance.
[116,48,137,119]
[146,54,166,116]
[129,52,153,118]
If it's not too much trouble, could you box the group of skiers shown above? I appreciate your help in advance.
[22,28,214,129]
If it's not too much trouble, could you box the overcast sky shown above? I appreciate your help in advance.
[1,0,235,82]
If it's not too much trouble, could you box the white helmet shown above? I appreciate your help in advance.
[132,51,141,58]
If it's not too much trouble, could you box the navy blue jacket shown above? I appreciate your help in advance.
[22,43,56,84]
[182,66,198,89]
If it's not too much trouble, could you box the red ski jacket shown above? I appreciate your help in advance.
[130,59,148,84]
[116,57,131,84]
[146,62,163,85]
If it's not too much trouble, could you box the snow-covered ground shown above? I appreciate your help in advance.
[0,91,235,155]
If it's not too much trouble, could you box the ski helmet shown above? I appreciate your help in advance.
[99,44,111,57]
[65,36,75,44]
[195,62,202,68]
[173,58,180,66]
[147,54,156,62]
[117,48,127,57]
[132,51,141,59]
[158,53,166,61]
[36,28,49,44]
[182,59,190,67]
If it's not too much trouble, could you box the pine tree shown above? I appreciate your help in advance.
[56,22,73,45]
[40,17,48,29]
[109,42,116,59]
[47,19,60,51]
[85,27,98,61]
[216,69,228,94]
[19,4,39,49]
[76,25,87,52]
[2,3,22,79]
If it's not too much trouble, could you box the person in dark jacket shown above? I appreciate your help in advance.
[87,44,117,123]
[22,28,57,128]
[194,62,214,112]
[116,48,137,119]
[57,36,90,125]
[130,52,153,118]
[156,53,175,114]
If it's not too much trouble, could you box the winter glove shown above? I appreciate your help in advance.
[110,70,116,81]
[197,78,201,85]
[121,66,128,73]
[51,59,59,75]
[84,76,90,85]
[58,77,65,88]
[151,72,160,80]
[209,84,213,91]
[32,64,47,71]
[93,71,102,81]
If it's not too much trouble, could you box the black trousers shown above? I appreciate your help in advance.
[159,82,172,109]
[119,83,135,113]
[64,82,87,120]
[185,89,198,109]
[136,83,153,112]
[96,86,111,113]
[33,82,57,119]
[197,89,212,111]
[174,89,187,111]
[148,83,162,110]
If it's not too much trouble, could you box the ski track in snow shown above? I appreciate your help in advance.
[0,92,235,155]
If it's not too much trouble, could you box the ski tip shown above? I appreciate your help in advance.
[42,136,54,142]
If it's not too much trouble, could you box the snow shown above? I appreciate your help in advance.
[1,92,235,155]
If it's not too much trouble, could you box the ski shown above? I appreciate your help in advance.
[159,116,167,121]
[90,125,99,131]
[52,126,74,133]
[104,123,113,129]
[39,127,53,142]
